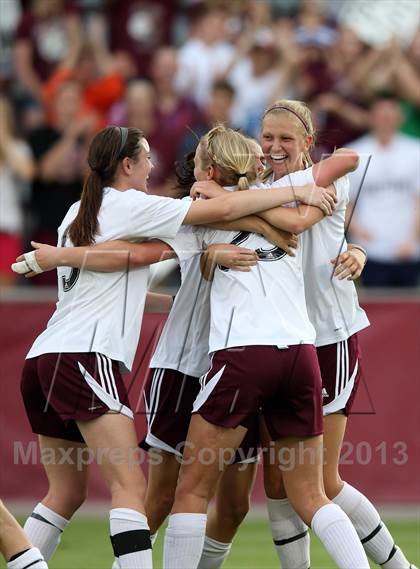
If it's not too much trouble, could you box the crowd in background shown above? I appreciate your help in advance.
[0,0,419,287]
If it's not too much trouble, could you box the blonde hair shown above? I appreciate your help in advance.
[198,125,258,190]
[262,99,316,178]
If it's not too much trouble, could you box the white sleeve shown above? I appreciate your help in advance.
[160,226,204,263]
[118,191,191,240]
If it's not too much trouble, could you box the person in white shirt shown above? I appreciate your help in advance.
[348,94,420,288]
[159,126,369,568]
[15,125,329,569]
[175,7,234,108]
[197,101,413,569]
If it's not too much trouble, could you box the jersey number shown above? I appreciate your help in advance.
[60,225,80,292]
[219,231,287,272]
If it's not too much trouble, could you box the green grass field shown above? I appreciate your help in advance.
[4,517,418,568]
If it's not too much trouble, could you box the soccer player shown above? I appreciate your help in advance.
[199,102,415,569]
[258,100,416,569]
[0,500,48,569]
[159,126,370,568]
[15,125,329,568]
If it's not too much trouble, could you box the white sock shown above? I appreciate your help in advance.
[333,482,412,567]
[7,547,48,569]
[163,513,207,569]
[23,503,68,561]
[111,532,158,568]
[197,535,232,569]
[266,498,310,569]
[311,503,369,568]
[110,508,152,569]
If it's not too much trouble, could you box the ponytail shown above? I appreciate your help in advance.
[68,126,143,246]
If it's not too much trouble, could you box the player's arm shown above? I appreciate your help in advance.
[182,182,335,226]
[257,203,326,234]
[312,148,359,187]
[13,239,175,276]
[208,216,298,256]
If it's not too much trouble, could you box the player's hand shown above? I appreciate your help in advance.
[295,184,337,216]
[331,248,366,280]
[191,180,227,200]
[206,243,258,272]
[13,242,61,278]
[262,225,298,256]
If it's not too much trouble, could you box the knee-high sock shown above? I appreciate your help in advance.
[197,536,232,569]
[333,482,412,568]
[267,498,310,569]
[110,508,152,569]
[163,513,207,569]
[23,503,68,561]
[7,548,48,569]
[311,503,370,568]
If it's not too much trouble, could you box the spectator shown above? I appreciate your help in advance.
[0,95,35,286]
[225,29,287,134]
[108,79,173,194]
[42,15,128,131]
[348,95,420,288]
[309,25,370,157]
[175,6,234,107]
[13,0,82,102]
[177,79,235,159]
[105,0,176,77]
[28,81,96,284]
[150,46,202,137]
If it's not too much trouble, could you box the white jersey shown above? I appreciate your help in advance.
[265,168,369,347]
[348,133,420,262]
[149,222,212,378]
[170,184,315,353]
[26,187,191,371]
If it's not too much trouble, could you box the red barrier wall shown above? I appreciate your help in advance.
[1,298,419,504]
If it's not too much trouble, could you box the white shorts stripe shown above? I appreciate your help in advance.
[150,372,164,430]
[344,339,349,389]
[105,356,119,401]
[148,368,162,423]
[95,354,106,390]
[97,354,111,395]
[335,342,341,398]
[340,340,345,394]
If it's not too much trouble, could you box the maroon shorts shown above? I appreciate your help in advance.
[317,334,364,416]
[139,367,260,463]
[193,345,323,441]
[21,353,132,443]
[140,368,200,456]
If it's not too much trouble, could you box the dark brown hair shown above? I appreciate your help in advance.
[69,126,143,246]
[173,151,196,198]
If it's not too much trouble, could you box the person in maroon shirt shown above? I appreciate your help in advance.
[105,0,176,77]
[14,0,82,102]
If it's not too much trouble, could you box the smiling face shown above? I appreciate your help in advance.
[124,137,153,192]
[260,113,312,180]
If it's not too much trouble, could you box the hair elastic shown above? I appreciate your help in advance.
[238,173,247,177]
[263,105,309,133]
[118,126,129,156]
